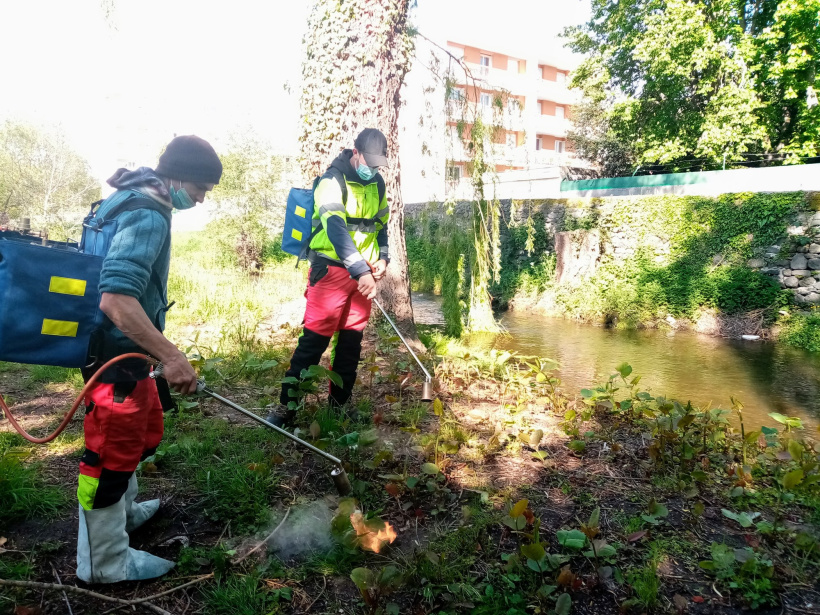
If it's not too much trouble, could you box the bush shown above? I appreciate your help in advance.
[780,312,820,352]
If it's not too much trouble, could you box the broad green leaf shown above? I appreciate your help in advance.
[783,468,805,489]
[557,529,587,550]
[647,500,669,518]
[520,542,546,561]
[532,451,549,461]
[769,412,789,425]
[421,462,440,475]
[432,398,444,416]
[502,515,526,531]
[588,507,600,529]
[326,370,343,387]
[350,567,374,592]
[336,432,359,447]
[615,363,632,378]
[405,476,419,489]
[789,439,804,461]
[510,499,529,518]
[568,440,586,454]
[359,429,379,447]
[554,592,572,615]
[721,509,760,528]
[580,389,594,398]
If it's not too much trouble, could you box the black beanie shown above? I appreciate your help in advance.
[156,135,223,184]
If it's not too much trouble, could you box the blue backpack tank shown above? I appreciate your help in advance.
[0,191,169,368]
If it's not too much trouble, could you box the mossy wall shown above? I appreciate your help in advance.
[405,192,815,330]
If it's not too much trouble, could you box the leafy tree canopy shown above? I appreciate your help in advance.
[566,0,820,174]
[0,120,100,238]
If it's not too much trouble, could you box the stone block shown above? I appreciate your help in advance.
[784,276,799,288]
[810,244,820,254]
[789,225,807,235]
[775,259,792,267]
[747,258,766,269]
[810,212,820,226]
[792,254,808,269]
[761,267,780,276]
[799,277,817,287]
[792,269,811,278]
[808,293,820,304]
[798,286,812,295]
[808,259,820,269]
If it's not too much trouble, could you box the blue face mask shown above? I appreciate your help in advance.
[169,184,195,210]
[356,162,376,181]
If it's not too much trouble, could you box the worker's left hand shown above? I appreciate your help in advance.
[370,259,388,281]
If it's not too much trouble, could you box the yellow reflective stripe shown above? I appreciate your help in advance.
[295,206,307,218]
[42,319,79,337]
[77,474,99,510]
[49,276,87,296]
[291,229,303,241]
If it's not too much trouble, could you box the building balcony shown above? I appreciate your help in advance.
[535,114,571,137]
[533,78,580,106]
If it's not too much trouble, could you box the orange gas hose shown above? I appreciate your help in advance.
[0,353,153,444]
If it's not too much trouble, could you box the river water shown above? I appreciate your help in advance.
[412,293,820,430]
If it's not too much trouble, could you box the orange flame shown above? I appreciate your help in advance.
[350,511,398,553]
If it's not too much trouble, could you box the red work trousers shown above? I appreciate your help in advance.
[77,378,163,510]
[303,265,372,336]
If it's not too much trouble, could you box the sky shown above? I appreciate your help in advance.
[0,0,591,184]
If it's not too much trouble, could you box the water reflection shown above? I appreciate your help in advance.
[412,293,820,430]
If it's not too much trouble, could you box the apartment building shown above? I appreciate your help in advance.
[440,40,582,193]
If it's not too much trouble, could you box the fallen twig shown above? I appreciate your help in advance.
[303,575,327,613]
[100,574,215,615]
[0,579,171,615]
[50,563,74,615]
[235,507,291,563]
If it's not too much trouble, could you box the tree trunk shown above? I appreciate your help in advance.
[299,0,418,341]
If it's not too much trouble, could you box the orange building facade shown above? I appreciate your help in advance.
[442,41,581,192]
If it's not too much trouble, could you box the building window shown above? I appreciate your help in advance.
[480,93,492,108]
[556,71,567,85]
[555,140,566,153]
[449,87,464,101]
[447,45,465,61]
[506,132,517,148]
[480,54,491,76]
[535,138,543,151]
[555,105,565,119]
[509,98,521,112]
[509,59,519,73]
[446,165,461,181]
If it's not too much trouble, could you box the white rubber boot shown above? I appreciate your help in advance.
[124,474,160,533]
[76,498,174,583]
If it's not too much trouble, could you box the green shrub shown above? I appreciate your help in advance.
[780,312,820,352]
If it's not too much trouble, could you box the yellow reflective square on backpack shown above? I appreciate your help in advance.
[49,276,87,296]
[41,319,79,338]
[291,229,303,241]
[295,206,307,218]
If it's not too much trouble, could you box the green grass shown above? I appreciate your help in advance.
[780,311,820,352]
[626,564,660,608]
[165,231,305,357]
[25,365,83,387]
[149,416,286,532]
[0,433,69,525]
[202,572,291,615]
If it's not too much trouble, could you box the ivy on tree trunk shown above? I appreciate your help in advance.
[299,0,418,340]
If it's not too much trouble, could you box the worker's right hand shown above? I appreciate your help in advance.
[357,273,378,300]
[161,352,199,394]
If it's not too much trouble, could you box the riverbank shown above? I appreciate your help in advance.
[405,191,820,351]
[3,323,820,614]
